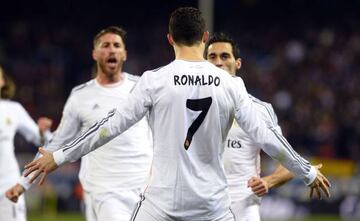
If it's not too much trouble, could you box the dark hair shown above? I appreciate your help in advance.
[169,7,206,46]
[93,26,127,48]
[0,67,16,99]
[205,32,240,59]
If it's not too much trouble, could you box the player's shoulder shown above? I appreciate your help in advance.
[140,64,169,81]
[148,60,216,74]
[1,100,29,116]
[148,65,167,73]
[249,94,271,107]
[1,99,22,109]
[124,72,140,83]
[225,75,246,90]
[206,61,234,77]
[248,94,277,123]
[230,75,244,83]
[70,79,96,94]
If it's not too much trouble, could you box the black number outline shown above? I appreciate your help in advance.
[184,97,212,150]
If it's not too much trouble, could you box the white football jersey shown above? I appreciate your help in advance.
[21,73,153,193]
[53,60,316,220]
[223,95,282,204]
[0,100,43,195]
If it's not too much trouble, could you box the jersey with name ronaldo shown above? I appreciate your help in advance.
[223,95,282,203]
[0,100,42,194]
[47,73,152,193]
[54,60,316,220]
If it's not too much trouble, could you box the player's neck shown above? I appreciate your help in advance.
[174,44,205,61]
[96,71,124,86]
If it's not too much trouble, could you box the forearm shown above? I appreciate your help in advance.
[262,164,294,189]
[261,132,316,185]
[53,107,142,166]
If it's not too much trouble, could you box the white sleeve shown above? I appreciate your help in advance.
[252,98,283,135]
[52,72,152,166]
[19,95,82,190]
[267,104,283,135]
[15,104,42,146]
[233,78,316,185]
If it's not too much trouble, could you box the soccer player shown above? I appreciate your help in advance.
[205,32,297,221]
[0,66,52,221]
[6,26,153,221]
[23,7,330,221]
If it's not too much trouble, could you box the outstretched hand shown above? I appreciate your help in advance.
[23,147,58,185]
[309,164,331,200]
[248,177,269,197]
[5,183,25,203]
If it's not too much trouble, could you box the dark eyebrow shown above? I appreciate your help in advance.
[220,52,231,56]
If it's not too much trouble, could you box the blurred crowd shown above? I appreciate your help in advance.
[236,26,360,162]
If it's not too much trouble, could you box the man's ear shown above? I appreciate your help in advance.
[235,58,242,70]
[167,34,174,45]
[92,49,97,61]
[124,50,127,61]
[202,31,209,43]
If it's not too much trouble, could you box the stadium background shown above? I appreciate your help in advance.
[1,0,359,220]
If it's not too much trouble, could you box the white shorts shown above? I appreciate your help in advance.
[130,194,236,221]
[84,188,142,221]
[231,200,260,221]
[0,194,26,221]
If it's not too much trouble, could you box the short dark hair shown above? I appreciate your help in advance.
[0,67,16,99]
[93,26,127,48]
[169,7,206,46]
[205,32,240,59]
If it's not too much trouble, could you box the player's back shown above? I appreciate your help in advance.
[143,60,238,219]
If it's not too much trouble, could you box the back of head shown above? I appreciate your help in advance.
[0,66,16,99]
[204,32,240,59]
[169,7,205,46]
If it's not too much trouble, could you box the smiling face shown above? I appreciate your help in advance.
[92,33,127,79]
[206,42,241,76]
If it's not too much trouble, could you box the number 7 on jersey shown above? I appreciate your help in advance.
[184,97,212,150]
